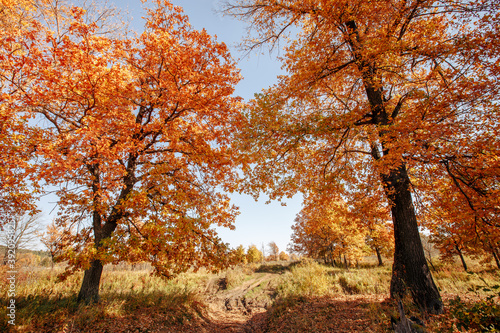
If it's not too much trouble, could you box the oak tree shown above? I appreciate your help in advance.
[226,0,499,313]
[2,0,242,303]
[290,195,369,267]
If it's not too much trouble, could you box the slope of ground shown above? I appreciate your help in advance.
[1,259,499,332]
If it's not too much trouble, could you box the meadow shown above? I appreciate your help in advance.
[1,254,499,332]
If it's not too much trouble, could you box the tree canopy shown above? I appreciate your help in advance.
[225,0,499,313]
[1,0,243,303]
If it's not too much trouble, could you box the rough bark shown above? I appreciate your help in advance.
[382,163,443,314]
[346,16,443,312]
[77,259,104,303]
[76,214,119,304]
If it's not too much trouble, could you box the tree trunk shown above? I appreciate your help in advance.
[456,246,468,272]
[77,259,104,303]
[345,16,442,314]
[375,247,384,266]
[492,248,500,270]
[382,163,443,314]
[76,205,117,304]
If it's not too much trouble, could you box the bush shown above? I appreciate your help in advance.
[276,259,333,298]
[337,275,362,294]
[449,285,500,332]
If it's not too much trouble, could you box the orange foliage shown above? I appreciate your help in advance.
[292,195,366,263]
[418,170,500,267]
[227,0,499,312]
[290,193,393,266]
[228,0,500,222]
[0,0,46,222]
[1,0,243,293]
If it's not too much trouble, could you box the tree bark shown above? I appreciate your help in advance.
[77,216,118,304]
[344,17,443,314]
[382,163,443,314]
[77,259,104,303]
[456,245,468,272]
[375,246,384,266]
[77,157,134,303]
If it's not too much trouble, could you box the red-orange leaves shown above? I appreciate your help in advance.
[227,0,499,313]
[0,0,47,222]
[2,0,242,301]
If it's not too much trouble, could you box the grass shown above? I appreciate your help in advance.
[275,259,335,298]
[222,265,255,289]
[0,266,208,332]
[0,256,498,332]
[267,258,499,332]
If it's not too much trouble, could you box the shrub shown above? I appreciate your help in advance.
[449,285,500,332]
[276,259,333,298]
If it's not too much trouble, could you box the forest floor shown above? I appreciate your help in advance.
[1,259,499,332]
[159,268,392,333]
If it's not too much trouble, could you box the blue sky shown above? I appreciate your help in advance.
[34,0,301,254]
[115,0,303,254]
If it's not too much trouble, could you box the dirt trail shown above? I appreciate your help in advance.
[208,273,273,311]
[157,270,280,333]
[157,266,393,333]
[199,272,276,332]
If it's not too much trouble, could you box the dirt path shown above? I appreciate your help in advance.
[207,273,274,311]
[159,267,393,333]
[158,271,277,333]
[200,273,275,332]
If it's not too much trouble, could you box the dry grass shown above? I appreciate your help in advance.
[0,256,498,332]
[267,258,499,333]
[0,266,208,332]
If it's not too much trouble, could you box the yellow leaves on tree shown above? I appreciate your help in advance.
[246,244,264,263]
[290,194,392,267]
